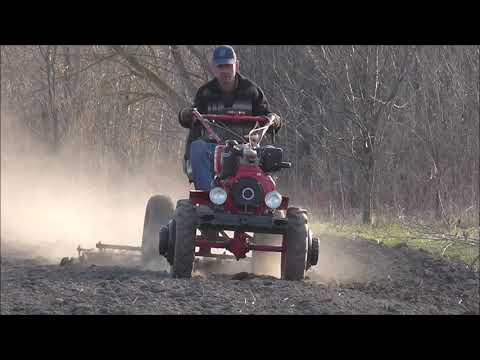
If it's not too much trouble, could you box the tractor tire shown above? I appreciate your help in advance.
[172,200,197,278]
[281,207,309,280]
[251,233,282,278]
[141,195,174,266]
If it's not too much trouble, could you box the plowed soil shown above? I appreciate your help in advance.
[2,234,478,315]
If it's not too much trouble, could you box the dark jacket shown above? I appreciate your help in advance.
[179,73,276,159]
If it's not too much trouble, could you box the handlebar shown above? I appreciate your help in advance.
[201,113,269,124]
[191,109,273,146]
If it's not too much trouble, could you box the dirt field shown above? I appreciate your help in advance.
[2,234,478,315]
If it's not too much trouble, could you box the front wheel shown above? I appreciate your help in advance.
[171,200,197,278]
[281,207,309,280]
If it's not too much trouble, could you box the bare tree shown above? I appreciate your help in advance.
[2,45,478,226]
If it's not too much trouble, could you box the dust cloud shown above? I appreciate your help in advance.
[1,110,367,283]
[307,234,389,285]
[1,111,189,263]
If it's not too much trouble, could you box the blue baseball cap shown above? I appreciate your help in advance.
[212,45,237,66]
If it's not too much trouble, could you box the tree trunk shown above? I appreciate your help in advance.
[362,138,375,224]
[362,167,374,224]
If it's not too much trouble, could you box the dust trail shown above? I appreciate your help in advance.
[1,111,189,263]
[1,110,368,282]
[307,234,396,284]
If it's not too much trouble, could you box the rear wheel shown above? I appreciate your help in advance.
[281,207,308,280]
[172,200,197,278]
[141,195,174,266]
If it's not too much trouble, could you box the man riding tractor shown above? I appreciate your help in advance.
[178,45,282,191]
[141,46,319,280]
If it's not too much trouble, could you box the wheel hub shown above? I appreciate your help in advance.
[306,230,319,270]
[159,225,169,257]
[159,219,176,265]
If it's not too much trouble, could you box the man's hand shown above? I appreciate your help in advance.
[266,113,282,129]
[178,107,194,128]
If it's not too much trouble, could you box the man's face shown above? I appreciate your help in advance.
[212,61,238,88]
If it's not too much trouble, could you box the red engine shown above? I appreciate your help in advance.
[203,143,288,215]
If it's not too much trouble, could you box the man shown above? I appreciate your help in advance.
[178,45,282,191]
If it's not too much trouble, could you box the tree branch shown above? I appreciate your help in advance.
[108,45,188,109]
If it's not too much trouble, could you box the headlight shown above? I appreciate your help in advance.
[209,187,227,205]
[265,191,282,209]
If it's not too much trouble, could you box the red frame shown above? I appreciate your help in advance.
[189,190,210,205]
[195,233,284,260]
[214,144,226,174]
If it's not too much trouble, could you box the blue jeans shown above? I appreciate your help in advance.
[190,139,217,191]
